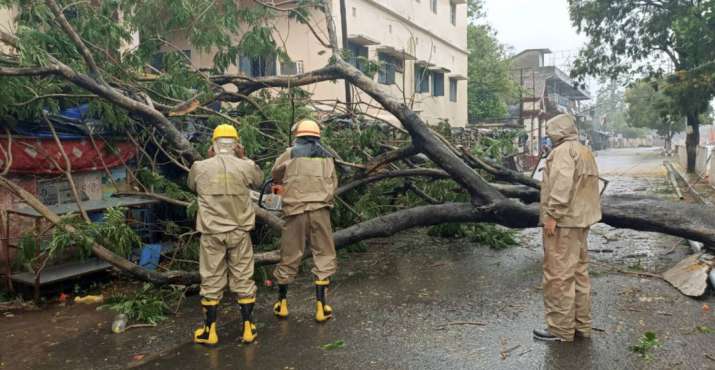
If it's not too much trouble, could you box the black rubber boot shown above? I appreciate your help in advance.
[193,298,219,345]
[533,328,571,342]
[273,284,289,319]
[238,297,257,343]
[314,279,333,323]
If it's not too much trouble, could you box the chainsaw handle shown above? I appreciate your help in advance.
[258,178,273,209]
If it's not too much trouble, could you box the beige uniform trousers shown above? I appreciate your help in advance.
[199,228,257,300]
[273,208,337,285]
[543,227,592,340]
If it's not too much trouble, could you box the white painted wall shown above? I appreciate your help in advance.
[164,0,468,127]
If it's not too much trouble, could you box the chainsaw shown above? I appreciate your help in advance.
[250,177,282,211]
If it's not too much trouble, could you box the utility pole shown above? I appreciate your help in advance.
[339,0,352,113]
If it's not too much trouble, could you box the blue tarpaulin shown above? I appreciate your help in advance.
[59,104,89,121]
[139,244,163,271]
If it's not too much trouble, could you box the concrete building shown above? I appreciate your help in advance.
[509,49,590,155]
[161,0,469,127]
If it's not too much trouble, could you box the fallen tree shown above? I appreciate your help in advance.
[0,0,714,286]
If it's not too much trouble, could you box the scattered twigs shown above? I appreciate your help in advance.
[590,261,663,279]
[435,321,487,329]
[125,323,158,330]
[500,344,521,360]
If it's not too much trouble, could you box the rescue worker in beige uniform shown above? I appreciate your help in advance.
[534,114,602,342]
[270,119,338,323]
[188,124,263,345]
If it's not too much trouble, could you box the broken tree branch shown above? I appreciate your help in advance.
[44,113,90,222]
[46,0,103,82]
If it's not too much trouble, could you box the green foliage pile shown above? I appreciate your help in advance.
[101,283,182,324]
[428,223,519,250]
[0,0,291,124]
[48,207,142,260]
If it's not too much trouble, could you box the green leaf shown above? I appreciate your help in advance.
[320,340,345,350]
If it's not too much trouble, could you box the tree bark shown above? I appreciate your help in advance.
[685,112,700,173]
[334,60,505,204]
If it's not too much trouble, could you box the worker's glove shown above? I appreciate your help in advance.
[271,184,284,195]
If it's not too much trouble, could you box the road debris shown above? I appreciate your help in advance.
[500,344,521,360]
[320,340,345,350]
[662,254,714,297]
[434,321,487,330]
[74,295,104,304]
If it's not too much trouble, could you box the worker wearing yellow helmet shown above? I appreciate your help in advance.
[188,123,263,345]
[271,119,339,323]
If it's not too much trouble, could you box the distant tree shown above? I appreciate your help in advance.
[593,80,628,133]
[625,81,685,152]
[466,24,517,123]
[568,0,715,172]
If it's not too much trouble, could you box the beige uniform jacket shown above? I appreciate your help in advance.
[271,148,338,216]
[539,115,602,228]
[188,154,263,234]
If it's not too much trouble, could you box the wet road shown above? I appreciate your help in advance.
[6,147,715,370]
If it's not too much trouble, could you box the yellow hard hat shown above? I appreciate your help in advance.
[293,119,321,138]
[212,124,239,142]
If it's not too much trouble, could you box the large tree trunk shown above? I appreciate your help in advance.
[685,112,700,173]
[2,2,715,288]
[4,173,714,286]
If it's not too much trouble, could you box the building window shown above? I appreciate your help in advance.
[347,41,369,73]
[450,3,456,25]
[150,50,191,71]
[378,52,403,85]
[414,66,430,93]
[430,0,437,13]
[280,60,304,75]
[239,54,277,77]
[432,71,444,96]
[352,7,356,17]
[449,78,458,102]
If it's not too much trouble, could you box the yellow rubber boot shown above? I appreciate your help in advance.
[315,279,333,323]
[193,298,219,345]
[238,297,258,344]
[273,284,289,319]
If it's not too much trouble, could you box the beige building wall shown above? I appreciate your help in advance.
[0,6,17,54]
[165,0,468,128]
[342,0,468,127]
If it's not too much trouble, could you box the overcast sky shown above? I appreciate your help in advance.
[482,0,587,71]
